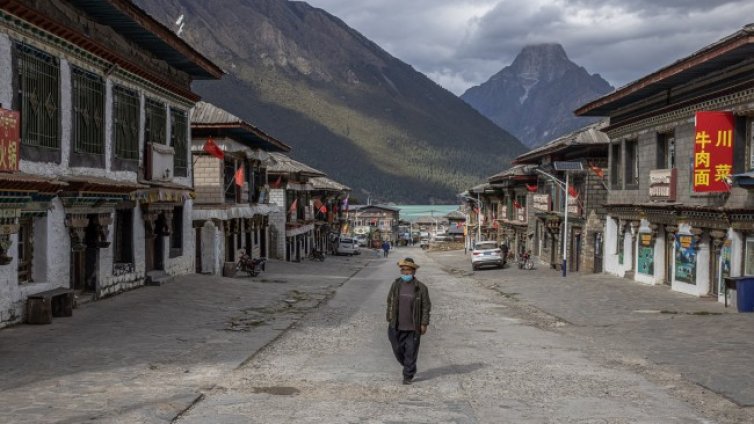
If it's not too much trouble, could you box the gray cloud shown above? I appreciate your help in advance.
[306,0,754,94]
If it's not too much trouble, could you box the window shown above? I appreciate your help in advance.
[15,43,59,148]
[113,209,133,264]
[17,218,33,283]
[72,67,104,154]
[144,98,166,145]
[657,132,675,169]
[170,108,188,176]
[610,143,622,189]
[624,139,639,188]
[224,161,239,203]
[113,86,139,160]
[170,206,183,255]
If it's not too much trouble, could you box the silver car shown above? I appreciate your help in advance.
[471,241,505,270]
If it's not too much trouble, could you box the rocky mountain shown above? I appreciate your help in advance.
[461,44,613,148]
[134,0,526,203]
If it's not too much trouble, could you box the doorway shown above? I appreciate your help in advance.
[71,216,99,292]
[195,226,202,273]
[593,232,603,273]
[571,229,582,272]
[665,234,674,285]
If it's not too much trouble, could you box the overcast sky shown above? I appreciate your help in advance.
[305,0,754,95]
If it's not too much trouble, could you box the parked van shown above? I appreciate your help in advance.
[336,237,358,256]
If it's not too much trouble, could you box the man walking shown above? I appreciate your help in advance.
[386,257,431,385]
[382,240,391,258]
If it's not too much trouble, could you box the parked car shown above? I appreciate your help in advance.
[471,241,505,270]
[419,238,429,249]
[354,235,368,247]
[336,237,359,256]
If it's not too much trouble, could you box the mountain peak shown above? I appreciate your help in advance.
[508,43,573,82]
[461,43,613,148]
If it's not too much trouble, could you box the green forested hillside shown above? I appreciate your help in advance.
[136,0,527,203]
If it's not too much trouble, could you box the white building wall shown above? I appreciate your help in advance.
[603,216,625,278]
[0,33,11,107]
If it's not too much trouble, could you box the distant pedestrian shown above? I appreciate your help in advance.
[382,240,391,258]
[501,242,509,264]
[387,257,431,385]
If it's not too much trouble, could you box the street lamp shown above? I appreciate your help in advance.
[543,161,584,277]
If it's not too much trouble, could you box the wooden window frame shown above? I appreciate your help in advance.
[113,86,140,161]
[144,98,166,145]
[71,66,105,154]
[17,217,33,283]
[170,108,188,176]
[15,42,60,149]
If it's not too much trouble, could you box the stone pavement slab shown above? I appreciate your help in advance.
[0,254,373,424]
[429,249,754,409]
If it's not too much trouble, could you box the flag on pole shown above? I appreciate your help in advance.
[513,199,522,209]
[568,185,579,198]
[319,204,327,214]
[525,184,538,192]
[342,195,349,211]
[588,162,604,178]
[289,198,298,213]
[234,166,245,187]
[202,137,224,160]
[270,175,282,188]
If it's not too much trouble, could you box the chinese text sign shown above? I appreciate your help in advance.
[0,108,20,172]
[693,111,733,192]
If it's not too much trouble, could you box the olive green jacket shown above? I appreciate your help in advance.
[386,277,431,332]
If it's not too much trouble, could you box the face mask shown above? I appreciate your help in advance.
[400,275,413,282]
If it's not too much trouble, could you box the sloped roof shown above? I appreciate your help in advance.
[191,102,291,152]
[67,0,223,79]
[488,164,538,183]
[267,152,326,177]
[446,210,466,220]
[514,120,609,164]
[310,176,350,192]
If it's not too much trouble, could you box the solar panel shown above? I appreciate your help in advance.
[553,161,584,171]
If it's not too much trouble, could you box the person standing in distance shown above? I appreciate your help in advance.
[386,257,431,385]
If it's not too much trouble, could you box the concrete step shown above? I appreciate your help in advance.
[146,271,173,286]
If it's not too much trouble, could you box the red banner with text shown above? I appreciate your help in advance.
[693,111,734,193]
[0,108,20,172]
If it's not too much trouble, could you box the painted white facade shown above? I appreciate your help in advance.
[0,9,204,327]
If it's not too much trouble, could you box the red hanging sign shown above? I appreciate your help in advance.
[693,111,734,193]
[0,108,20,172]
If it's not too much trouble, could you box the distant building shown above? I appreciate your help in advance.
[349,205,401,246]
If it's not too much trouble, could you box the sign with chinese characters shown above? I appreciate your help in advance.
[649,168,677,201]
[532,194,550,212]
[693,111,734,192]
[0,108,20,172]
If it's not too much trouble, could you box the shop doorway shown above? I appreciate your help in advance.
[71,216,99,292]
[593,232,604,273]
[665,235,674,285]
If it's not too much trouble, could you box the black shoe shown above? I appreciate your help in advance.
[402,377,413,385]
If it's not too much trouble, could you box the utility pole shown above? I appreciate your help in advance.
[562,172,569,277]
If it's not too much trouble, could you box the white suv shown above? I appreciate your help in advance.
[336,238,358,256]
[471,241,505,270]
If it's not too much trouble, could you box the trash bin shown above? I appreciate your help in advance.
[735,277,754,313]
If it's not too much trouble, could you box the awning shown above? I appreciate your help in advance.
[731,171,754,187]
[61,175,148,194]
[0,172,68,193]
[192,203,281,221]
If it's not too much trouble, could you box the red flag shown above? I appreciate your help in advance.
[568,185,578,198]
[526,184,538,192]
[319,204,327,214]
[513,200,522,209]
[234,167,244,187]
[270,175,282,188]
[588,162,604,178]
[202,137,224,160]
[492,220,500,229]
[288,198,298,213]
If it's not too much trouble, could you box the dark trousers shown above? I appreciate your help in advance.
[388,326,421,379]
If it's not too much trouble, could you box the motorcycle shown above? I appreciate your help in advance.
[236,251,266,277]
[309,248,325,262]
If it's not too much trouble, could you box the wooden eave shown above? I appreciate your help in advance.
[61,176,148,194]
[0,172,68,193]
[0,0,212,101]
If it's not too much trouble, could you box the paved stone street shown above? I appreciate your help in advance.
[0,254,373,424]
[175,248,742,424]
[3,247,754,423]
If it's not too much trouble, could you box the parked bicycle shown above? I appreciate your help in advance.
[518,251,534,270]
[309,248,325,262]
[236,249,266,277]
